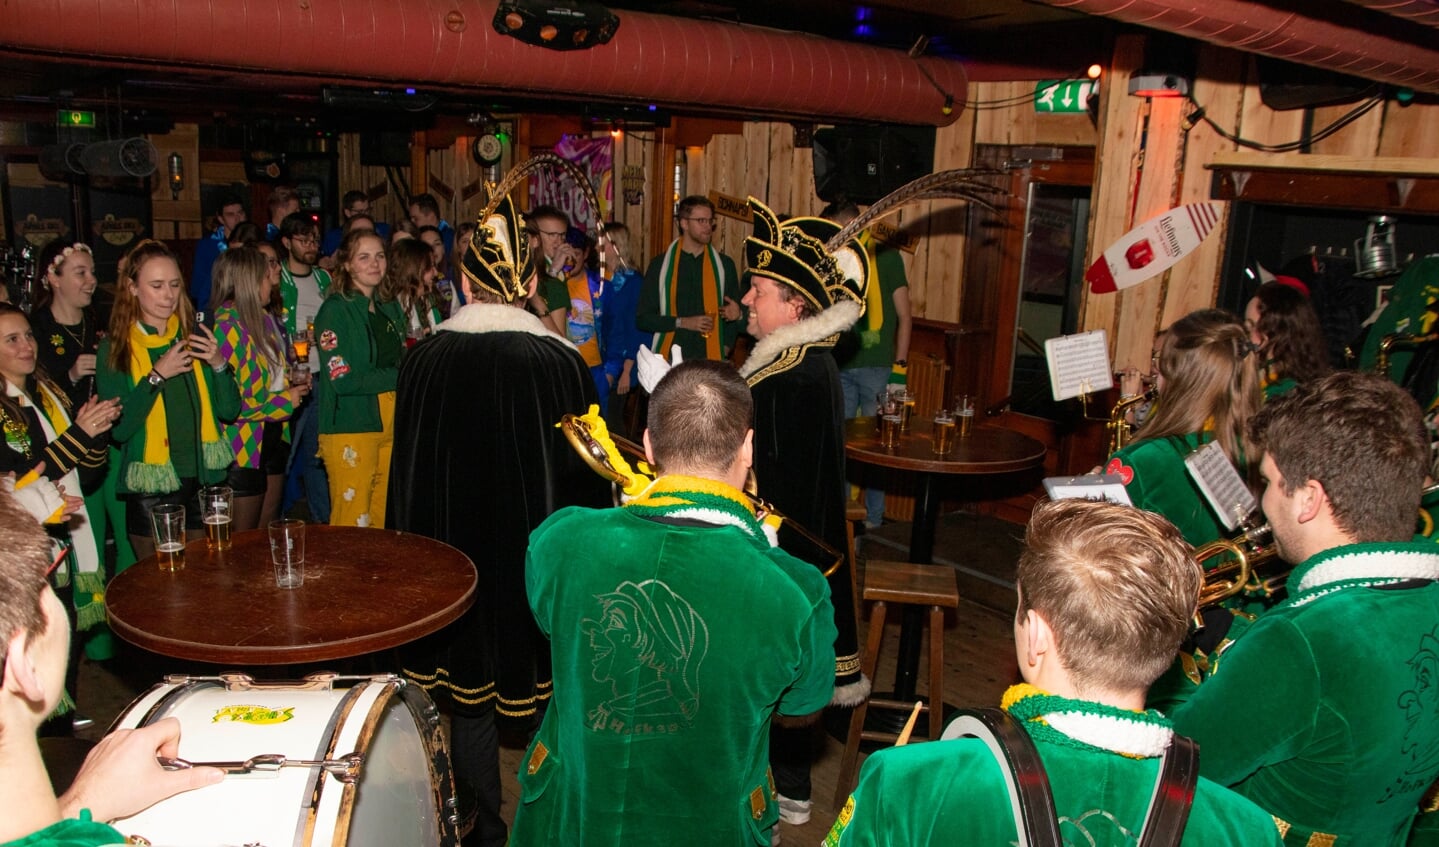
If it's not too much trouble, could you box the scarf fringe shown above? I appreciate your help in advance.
[126,460,181,494]
[73,569,106,631]
[203,438,235,470]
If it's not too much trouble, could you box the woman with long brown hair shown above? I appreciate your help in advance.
[382,237,444,343]
[213,245,309,531]
[1244,280,1331,399]
[1107,309,1261,547]
[312,229,406,528]
[96,239,240,557]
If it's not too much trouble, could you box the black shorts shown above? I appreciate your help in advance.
[125,477,203,537]
[225,423,292,496]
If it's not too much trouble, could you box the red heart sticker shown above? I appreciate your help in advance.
[1105,458,1134,485]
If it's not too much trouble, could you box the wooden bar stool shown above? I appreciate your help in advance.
[833,558,960,808]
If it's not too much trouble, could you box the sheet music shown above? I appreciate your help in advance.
[1042,474,1132,506]
[1045,330,1114,401]
[1184,441,1257,531]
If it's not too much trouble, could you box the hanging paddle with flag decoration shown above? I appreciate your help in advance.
[1086,202,1222,294]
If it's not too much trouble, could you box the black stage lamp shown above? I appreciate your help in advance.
[493,0,619,51]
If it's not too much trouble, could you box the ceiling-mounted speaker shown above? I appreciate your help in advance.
[38,143,87,180]
[79,138,158,178]
[493,0,619,51]
[813,125,936,206]
[1256,57,1371,111]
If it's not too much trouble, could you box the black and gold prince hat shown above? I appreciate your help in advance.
[744,199,868,315]
[459,152,609,304]
[460,193,532,304]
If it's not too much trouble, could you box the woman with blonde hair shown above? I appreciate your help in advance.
[312,229,406,528]
[1107,309,1261,547]
[213,245,309,530]
[96,239,240,556]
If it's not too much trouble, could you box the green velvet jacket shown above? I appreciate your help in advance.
[512,482,837,847]
[1109,432,1224,548]
[1172,541,1439,846]
[312,290,405,435]
[827,693,1281,847]
[1,812,125,846]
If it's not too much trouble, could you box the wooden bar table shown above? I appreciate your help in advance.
[106,526,476,665]
[846,417,1044,709]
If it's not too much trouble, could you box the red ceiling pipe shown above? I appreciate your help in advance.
[1030,0,1439,93]
[0,0,967,126]
[1341,0,1439,28]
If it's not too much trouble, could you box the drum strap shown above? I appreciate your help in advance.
[941,708,1063,847]
[1137,734,1200,847]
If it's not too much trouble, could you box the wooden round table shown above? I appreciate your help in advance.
[846,416,1045,703]
[106,525,477,665]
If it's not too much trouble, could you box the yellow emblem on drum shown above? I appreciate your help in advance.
[212,704,295,725]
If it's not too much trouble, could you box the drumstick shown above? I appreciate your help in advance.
[895,701,924,746]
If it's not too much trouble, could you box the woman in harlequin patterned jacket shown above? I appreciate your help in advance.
[212,245,310,531]
[1105,309,1262,549]
[311,229,406,529]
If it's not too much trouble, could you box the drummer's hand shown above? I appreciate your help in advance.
[60,717,224,823]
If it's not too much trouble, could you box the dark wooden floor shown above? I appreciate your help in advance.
[73,508,1025,843]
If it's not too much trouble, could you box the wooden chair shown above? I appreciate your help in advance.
[833,558,960,809]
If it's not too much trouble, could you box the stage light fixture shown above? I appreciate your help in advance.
[1128,74,1190,98]
[493,0,619,51]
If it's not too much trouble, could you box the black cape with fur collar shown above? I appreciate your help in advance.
[389,304,610,722]
[744,301,866,704]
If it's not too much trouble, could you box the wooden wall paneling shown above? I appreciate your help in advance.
[338,133,361,199]
[1078,34,1147,346]
[649,126,676,264]
[148,122,202,239]
[1110,96,1184,373]
[1236,58,1306,149]
[409,131,427,198]
[1162,45,1244,327]
[906,106,977,323]
[764,122,795,216]
[612,130,655,266]
[428,134,485,228]
[973,81,1096,148]
[1309,99,1384,157]
[789,141,814,217]
[1377,99,1439,158]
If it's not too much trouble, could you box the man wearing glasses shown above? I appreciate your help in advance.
[638,195,742,362]
[523,205,577,336]
[278,212,332,524]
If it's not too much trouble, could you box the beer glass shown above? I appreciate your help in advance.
[152,504,186,572]
[878,393,902,449]
[955,394,976,438]
[200,485,233,551]
[897,389,916,432]
[932,410,957,456]
[269,519,306,589]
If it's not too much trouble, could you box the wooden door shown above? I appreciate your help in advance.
[963,148,1107,523]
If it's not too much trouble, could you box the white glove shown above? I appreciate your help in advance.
[635,344,685,394]
[3,471,66,525]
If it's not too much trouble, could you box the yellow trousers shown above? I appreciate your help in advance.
[318,391,395,529]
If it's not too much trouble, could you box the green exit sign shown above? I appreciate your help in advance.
[57,110,96,128]
[1034,80,1096,113]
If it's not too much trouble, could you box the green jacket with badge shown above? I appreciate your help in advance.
[1109,432,1225,548]
[312,291,405,435]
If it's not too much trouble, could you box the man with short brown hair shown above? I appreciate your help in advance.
[828,499,1281,846]
[512,359,835,846]
[638,195,742,361]
[1172,372,1439,845]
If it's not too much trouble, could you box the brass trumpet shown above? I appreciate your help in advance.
[1376,331,1439,377]
[558,410,846,578]
[1194,520,1284,612]
[1108,388,1156,454]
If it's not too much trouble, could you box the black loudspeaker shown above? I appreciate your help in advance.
[1256,57,1372,111]
[813,126,936,206]
[493,0,619,51]
[360,132,411,168]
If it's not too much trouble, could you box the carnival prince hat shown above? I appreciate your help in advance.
[460,152,609,304]
[744,199,869,317]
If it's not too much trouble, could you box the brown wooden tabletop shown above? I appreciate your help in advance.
[845,417,1046,475]
[106,525,476,665]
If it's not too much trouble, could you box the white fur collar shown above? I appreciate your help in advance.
[739,300,861,378]
[437,303,578,351]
